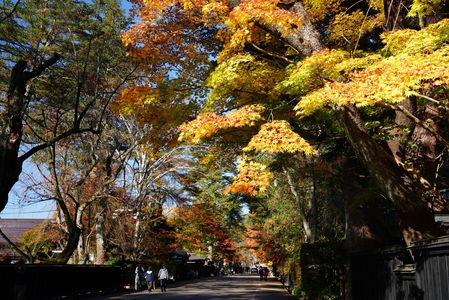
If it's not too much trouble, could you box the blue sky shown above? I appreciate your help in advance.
[0,0,135,220]
[0,161,55,219]
[122,0,132,10]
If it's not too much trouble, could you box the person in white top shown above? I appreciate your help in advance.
[134,265,144,291]
[158,265,169,292]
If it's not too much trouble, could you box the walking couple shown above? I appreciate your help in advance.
[135,264,169,292]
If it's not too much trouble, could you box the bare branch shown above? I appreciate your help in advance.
[0,0,21,24]
[19,127,100,163]
[0,225,31,262]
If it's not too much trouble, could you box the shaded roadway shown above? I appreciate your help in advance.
[90,274,297,300]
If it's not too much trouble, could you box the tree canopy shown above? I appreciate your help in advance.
[4,0,449,298]
[120,0,449,246]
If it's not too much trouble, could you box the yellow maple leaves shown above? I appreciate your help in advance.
[382,19,449,56]
[302,0,345,22]
[328,11,384,49]
[111,86,158,115]
[244,120,317,155]
[228,0,302,33]
[277,49,349,96]
[224,158,273,196]
[291,19,449,116]
[205,54,284,110]
[408,0,441,17]
[178,104,266,143]
[296,46,449,116]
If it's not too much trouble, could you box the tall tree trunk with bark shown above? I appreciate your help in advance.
[285,169,314,242]
[95,204,107,264]
[255,0,445,244]
[0,55,60,212]
[336,106,444,244]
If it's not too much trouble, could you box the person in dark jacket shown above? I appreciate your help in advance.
[263,267,269,281]
[144,267,155,292]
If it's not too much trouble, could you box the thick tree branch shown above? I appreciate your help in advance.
[381,102,449,148]
[19,127,100,162]
[0,226,31,262]
[248,42,295,64]
[26,53,61,80]
[229,0,324,56]
[0,0,21,24]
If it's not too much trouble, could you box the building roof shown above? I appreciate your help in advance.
[0,219,46,244]
[188,253,207,261]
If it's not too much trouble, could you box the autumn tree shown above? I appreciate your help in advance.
[106,115,205,259]
[120,0,449,247]
[109,198,176,261]
[170,203,238,260]
[0,0,135,216]
[0,0,138,263]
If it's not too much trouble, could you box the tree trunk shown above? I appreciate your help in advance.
[0,55,60,213]
[0,145,22,212]
[95,207,106,264]
[77,231,86,264]
[53,205,85,264]
[284,168,315,242]
[383,0,411,31]
[309,176,318,243]
[133,209,141,259]
[387,98,416,163]
[54,225,82,264]
[253,0,444,243]
[336,106,444,245]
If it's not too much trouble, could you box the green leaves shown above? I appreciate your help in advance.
[205,54,284,112]
[408,0,441,18]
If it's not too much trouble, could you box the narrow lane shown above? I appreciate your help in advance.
[90,275,296,300]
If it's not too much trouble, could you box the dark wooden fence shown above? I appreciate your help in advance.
[351,235,449,300]
[0,264,122,300]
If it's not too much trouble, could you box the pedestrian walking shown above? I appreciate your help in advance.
[263,267,269,281]
[258,267,264,281]
[158,264,169,292]
[134,264,144,291]
[144,267,155,292]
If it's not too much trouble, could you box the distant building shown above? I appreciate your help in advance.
[0,219,46,263]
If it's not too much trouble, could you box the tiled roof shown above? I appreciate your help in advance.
[0,219,46,244]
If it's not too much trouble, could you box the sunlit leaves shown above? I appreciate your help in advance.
[206,54,284,111]
[244,120,317,155]
[178,104,266,142]
[227,0,302,36]
[382,19,449,56]
[292,19,449,116]
[296,46,449,116]
[224,158,272,196]
[277,49,349,96]
[408,0,441,17]
[302,0,345,22]
[169,203,237,259]
[211,0,303,60]
[328,10,383,49]
[111,86,157,115]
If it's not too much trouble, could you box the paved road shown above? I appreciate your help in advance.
[90,275,296,300]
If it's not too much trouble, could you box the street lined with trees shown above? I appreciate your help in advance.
[92,275,296,300]
[2,0,449,299]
